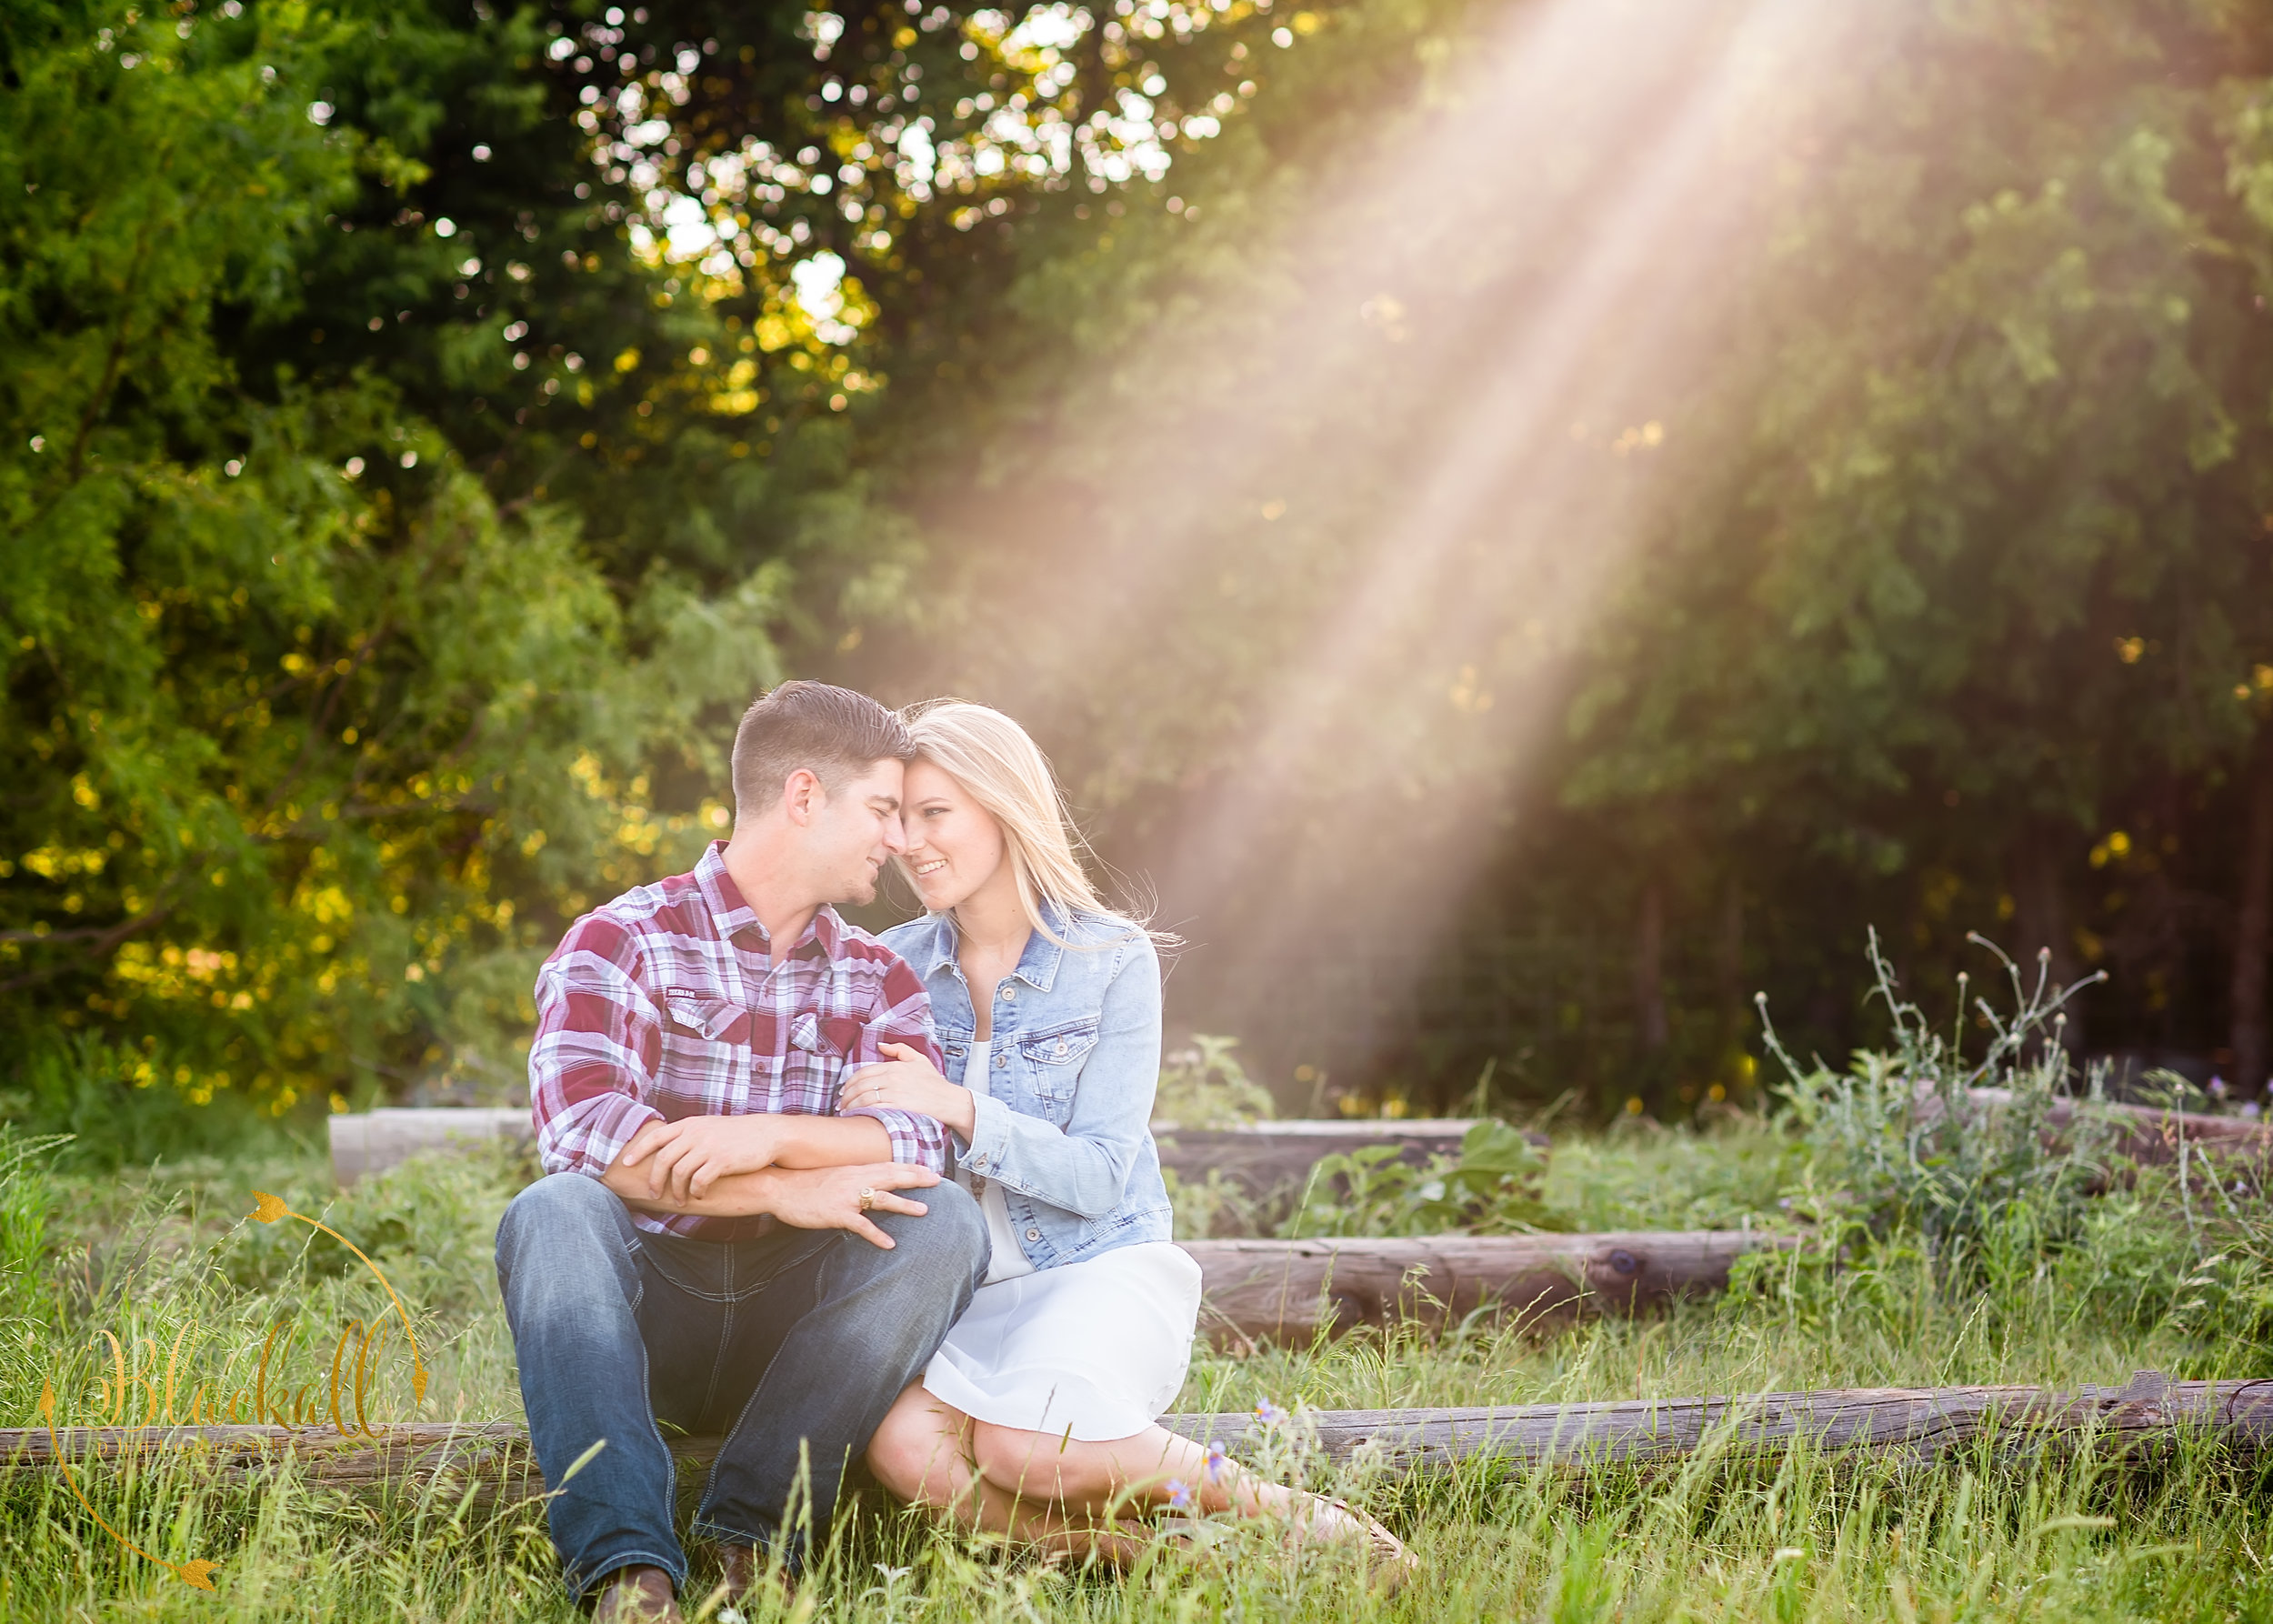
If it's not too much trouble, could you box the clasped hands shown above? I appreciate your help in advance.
[614,1042,970,1202]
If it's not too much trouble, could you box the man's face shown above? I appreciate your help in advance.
[806,757,908,905]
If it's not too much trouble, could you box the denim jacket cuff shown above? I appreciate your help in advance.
[960,1089,1016,1181]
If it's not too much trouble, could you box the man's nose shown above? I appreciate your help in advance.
[882,817,910,855]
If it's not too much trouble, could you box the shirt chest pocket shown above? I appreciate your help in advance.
[656,992,747,1104]
[786,1011,866,1102]
[1016,1019,1100,1115]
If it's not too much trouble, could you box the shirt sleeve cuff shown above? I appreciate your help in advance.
[842,1104,949,1173]
[958,1090,1015,1180]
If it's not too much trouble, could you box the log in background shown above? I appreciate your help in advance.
[1184,1231,1783,1348]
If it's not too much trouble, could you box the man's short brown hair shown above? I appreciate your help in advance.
[730,680,915,820]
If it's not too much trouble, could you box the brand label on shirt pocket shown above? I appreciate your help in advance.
[660,991,743,1042]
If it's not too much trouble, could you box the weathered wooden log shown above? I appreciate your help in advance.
[328,1109,1494,1189]
[2030,1091,2269,1167]
[1153,1119,1490,1197]
[330,1108,532,1186]
[10,1373,2264,1504]
[1927,1089,2273,1169]
[1160,1370,2273,1468]
[0,1420,552,1507]
[1184,1231,1786,1348]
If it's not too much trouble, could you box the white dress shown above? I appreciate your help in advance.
[921,1036,1204,1441]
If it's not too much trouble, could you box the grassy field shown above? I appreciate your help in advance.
[1,1113,2268,1622]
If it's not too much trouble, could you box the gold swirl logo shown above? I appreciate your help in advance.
[38,1188,426,1591]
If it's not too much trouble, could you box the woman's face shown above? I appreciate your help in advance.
[900,759,1007,913]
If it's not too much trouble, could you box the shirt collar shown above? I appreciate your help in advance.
[695,840,837,961]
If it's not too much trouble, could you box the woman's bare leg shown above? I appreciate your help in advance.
[866,1383,1152,1564]
[966,1420,1339,1521]
[868,1385,1395,1563]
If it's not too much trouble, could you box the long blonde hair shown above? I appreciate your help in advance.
[899,698,1160,947]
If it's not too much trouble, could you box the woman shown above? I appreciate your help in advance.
[840,699,1410,1577]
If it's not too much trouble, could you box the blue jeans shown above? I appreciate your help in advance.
[495,1172,988,1599]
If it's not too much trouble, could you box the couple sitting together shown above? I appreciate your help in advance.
[496,680,1411,1621]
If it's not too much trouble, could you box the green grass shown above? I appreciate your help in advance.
[0,1118,2268,1622]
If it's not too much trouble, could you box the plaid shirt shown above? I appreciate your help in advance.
[529,840,949,1239]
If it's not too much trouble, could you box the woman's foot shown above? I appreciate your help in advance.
[1287,1493,1417,1591]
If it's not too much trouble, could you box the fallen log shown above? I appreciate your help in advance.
[1900,1082,2273,1173]
[1162,1369,2273,1468]
[1184,1230,1786,1348]
[330,1108,531,1186]
[2021,1090,2269,1167]
[1153,1119,1493,1197]
[9,1373,2264,1504]
[328,1109,1498,1189]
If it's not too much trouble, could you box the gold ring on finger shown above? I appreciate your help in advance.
[858,1186,877,1212]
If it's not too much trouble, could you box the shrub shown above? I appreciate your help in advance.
[1152,1034,1277,1128]
[1761,929,2113,1285]
[1279,1119,1572,1238]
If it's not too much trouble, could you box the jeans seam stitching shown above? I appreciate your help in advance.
[697,1233,837,1552]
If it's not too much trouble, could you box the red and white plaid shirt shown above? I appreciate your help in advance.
[529,840,950,1238]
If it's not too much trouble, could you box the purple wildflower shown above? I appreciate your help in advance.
[1255,1399,1287,1425]
[1206,1442,1229,1482]
[1166,1478,1193,1509]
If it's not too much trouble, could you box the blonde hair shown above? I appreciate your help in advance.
[898,698,1160,947]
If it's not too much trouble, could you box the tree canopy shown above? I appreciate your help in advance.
[5,0,2273,1132]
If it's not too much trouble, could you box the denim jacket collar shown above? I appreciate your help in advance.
[914,900,1069,994]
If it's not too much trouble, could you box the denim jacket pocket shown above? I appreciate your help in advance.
[1016,1018,1100,1107]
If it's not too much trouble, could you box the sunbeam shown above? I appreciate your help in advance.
[935,0,1851,1077]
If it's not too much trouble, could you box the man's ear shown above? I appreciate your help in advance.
[781,767,826,827]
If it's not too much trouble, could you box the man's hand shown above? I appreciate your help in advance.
[842,1043,976,1141]
[766,1161,941,1249]
[616,1115,780,1203]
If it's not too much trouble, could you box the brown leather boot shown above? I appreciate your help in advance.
[592,1564,682,1624]
[717,1541,795,1607]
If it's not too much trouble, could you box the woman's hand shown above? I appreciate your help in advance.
[842,1042,976,1142]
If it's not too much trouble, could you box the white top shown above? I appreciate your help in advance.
[924,1035,1203,1441]
[967,1036,1036,1286]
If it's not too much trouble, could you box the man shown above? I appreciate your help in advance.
[496,680,987,1624]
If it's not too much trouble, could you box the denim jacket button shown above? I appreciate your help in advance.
[1024,1228,1041,1241]
[1001,986,1017,1001]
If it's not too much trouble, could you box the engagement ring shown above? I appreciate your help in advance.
[857,1186,877,1211]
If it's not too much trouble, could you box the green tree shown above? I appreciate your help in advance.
[0,0,777,1116]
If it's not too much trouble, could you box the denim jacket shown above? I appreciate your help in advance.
[878,901,1172,1270]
